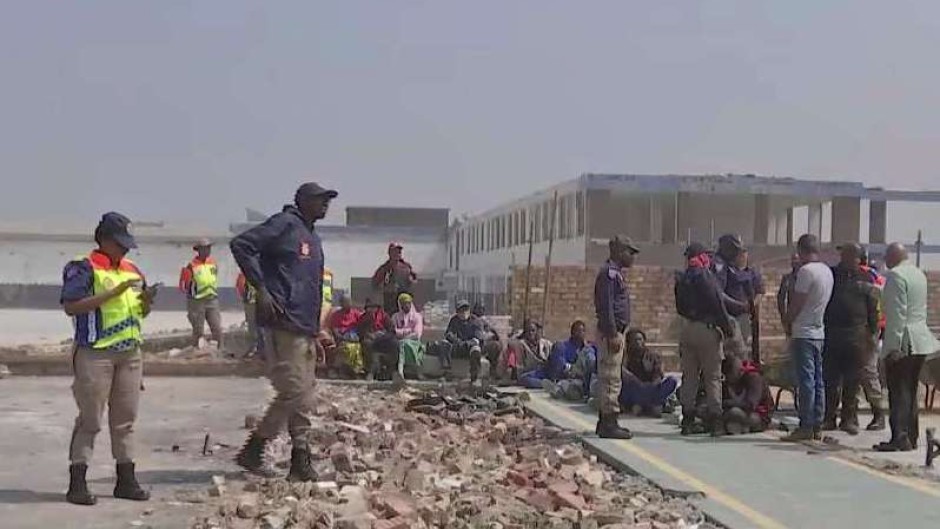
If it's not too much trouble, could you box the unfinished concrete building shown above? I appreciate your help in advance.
[446,173,940,309]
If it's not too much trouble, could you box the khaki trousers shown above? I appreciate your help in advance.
[69,347,142,464]
[679,320,724,417]
[187,296,223,343]
[257,329,317,445]
[596,331,626,415]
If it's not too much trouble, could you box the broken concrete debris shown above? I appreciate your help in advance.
[191,385,712,529]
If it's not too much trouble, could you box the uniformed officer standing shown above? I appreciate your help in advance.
[593,235,639,439]
[61,212,155,505]
[178,238,223,348]
[711,234,749,359]
[230,182,336,481]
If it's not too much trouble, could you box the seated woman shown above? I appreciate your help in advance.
[326,294,364,374]
[543,320,597,401]
[620,329,678,417]
[392,293,425,379]
[358,299,397,380]
[719,356,774,435]
[502,320,553,388]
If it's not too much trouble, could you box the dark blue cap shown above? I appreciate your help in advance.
[95,212,137,249]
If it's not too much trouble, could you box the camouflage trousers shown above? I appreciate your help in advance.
[596,331,626,415]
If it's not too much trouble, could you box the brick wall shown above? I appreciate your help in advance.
[512,265,940,362]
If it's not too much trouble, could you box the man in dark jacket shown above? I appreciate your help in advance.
[229,182,336,482]
[822,242,880,435]
[711,234,749,359]
[593,235,639,439]
[676,242,735,435]
[434,300,485,379]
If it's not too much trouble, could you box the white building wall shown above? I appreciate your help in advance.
[321,237,446,292]
[0,240,242,288]
[0,236,447,292]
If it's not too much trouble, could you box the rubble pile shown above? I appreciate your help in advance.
[192,386,712,529]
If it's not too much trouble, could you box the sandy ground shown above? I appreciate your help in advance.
[0,309,245,347]
[0,376,272,529]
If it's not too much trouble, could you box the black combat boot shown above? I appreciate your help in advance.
[66,463,97,506]
[287,447,317,482]
[680,414,706,436]
[866,408,886,431]
[596,413,633,440]
[113,462,149,501]
[235,433,268,472]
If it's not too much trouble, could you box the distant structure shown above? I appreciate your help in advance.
[0,207,450,310]
[445,173,940,310]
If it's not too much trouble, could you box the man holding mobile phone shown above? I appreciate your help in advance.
[60,212,155,506]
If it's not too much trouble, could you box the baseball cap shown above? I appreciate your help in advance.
[609,235,640,254]
[456,299,471,310]
[718,234,745,253]
[295,182,338,202]
[96,212,137,250]
[193,237,213,250]
[684,242,708,258]
[388,242,404,250]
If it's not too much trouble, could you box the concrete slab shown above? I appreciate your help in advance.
[523,391,940,529]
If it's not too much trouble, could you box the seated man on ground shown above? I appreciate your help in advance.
[358,299,398,380]
[472,302,504,375]
[719,356,774,435]
[392,293,426,379]
[327,294,364,375]
[543,320,597,401]
[435,300,485,380]
[620,329,678,417]
[503,320,553,388]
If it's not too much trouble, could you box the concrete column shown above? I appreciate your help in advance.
[869,200,887,244]
[808,202,823,239]
[774,211,788,245]
[649,195,662,243]
[661,193,677,244]
[786,207,794,246]
[753,194,770,245]
[831,196,861,243]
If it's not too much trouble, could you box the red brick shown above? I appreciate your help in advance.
[372,517,410,529]
[551,490,588,511]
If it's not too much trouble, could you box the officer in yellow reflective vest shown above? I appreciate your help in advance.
[179,238,223,348]
[60,212,157,506]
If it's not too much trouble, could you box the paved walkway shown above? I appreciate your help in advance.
[523,391,940,529]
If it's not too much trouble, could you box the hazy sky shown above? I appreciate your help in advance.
[2,1,939,233]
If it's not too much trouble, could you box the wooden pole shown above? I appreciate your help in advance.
[542,191,559,323]
[916,229,923,268]
[522,219,535,324]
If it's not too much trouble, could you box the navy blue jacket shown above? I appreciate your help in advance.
[594,260,631,337]
[230,206,324,336]
[680,266,734,336]
[711,254,751,317]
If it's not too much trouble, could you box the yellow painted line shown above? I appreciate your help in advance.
[539,398,789,529]
[749,430,940,500]
[826,456,940,499]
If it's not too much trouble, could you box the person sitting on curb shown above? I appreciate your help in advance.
[620,329,678,417]
[543,320,598,401]
[718,356,774,435]
[358,299,398,381]
[392,293,425,379]
[503,320,553,388]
